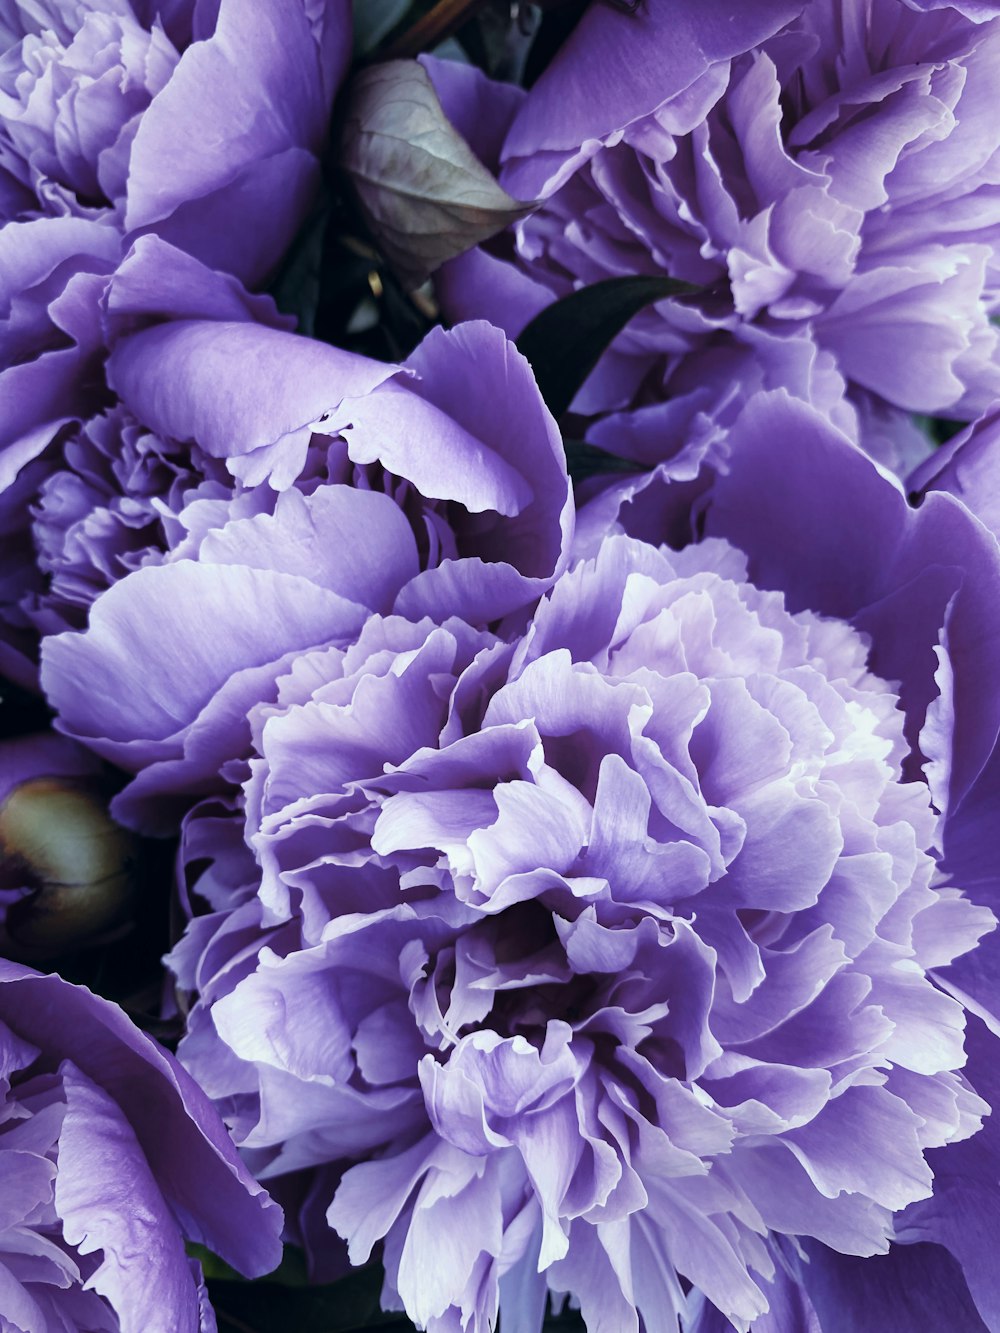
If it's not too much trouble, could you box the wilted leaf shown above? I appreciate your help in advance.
[516,274,702,420]
[339,59,534,289]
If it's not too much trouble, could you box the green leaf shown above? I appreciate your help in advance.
[912,413,964,448]
[543,1306,587,1331]
[203,1255,591,1332]
[208,1263,397,1333]
[190,1244,309,1288]
[563,439,647,484]
[353,0,412,55]
[269,207,330,338]
[515,275,702,421]
[188,1243,242,1283]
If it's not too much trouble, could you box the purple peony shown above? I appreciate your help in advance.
[106,390,1000,1331]
[663,389,1000,1330]
[435,0,1000,471]
[0,959,283,1331]
[0,237,293,686]
[25,402,231,634]
[40,311,572,832]
[909,399,1000,538]
[0,2,350,639]
[0,0,348,283]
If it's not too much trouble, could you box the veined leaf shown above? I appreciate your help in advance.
[339,59,534,289]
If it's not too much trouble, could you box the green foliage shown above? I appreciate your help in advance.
[515,274,701,421]
[353,0,412,55]
[912,414,965,447]
[198,1250,588,1332]
[208,1263,399,1332]
[563,439,646,483]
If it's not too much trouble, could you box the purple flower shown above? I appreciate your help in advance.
[0,959,283,1331]
[909,401,1000,537]
[0,238,293,687]
[671,389,1000,1329]
[0,215,119,496]
[2,399,234,667]
[0,1,350,622]
[153,392,1000,1330]
[0,0,348,282]
[435,0,1000,471]
[40,313,571,832]
[26,403,231,634]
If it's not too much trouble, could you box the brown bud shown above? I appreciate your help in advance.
[0,778,137,956]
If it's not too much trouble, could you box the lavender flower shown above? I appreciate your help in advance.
[0,959,283,1331]
[40,312,571,832]
[435,0,1000,471]
[134,391,1000,1330]
[679,388,1000,1329]
[0,2,350,645]
[0,238,292,686]
[25,404,230,634]
[0,0,348,282]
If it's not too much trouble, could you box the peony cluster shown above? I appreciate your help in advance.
[175,523,991,1331]
[40,308,572,831]
[3,2,1000,1332]
[0,0,349,681]
[42,371,1000,1328]
[0,0,346,275]
[436,0,1000,472]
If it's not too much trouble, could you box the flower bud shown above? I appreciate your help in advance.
[0,738,136,956]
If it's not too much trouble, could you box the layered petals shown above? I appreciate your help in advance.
[42,318,571,831]
[436,0,1000,470]
[168,518,989,1331]
[0,962,283,1331]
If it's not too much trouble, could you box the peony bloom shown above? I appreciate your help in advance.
[21,402,231,637]
[0,2,350,623]
[40,311,572,831]
[142,391,1000,1330]
[435,0,1000,471]
[0,960,283,1331]
[0,237,293,686]
[668,389,1000,1330]
[0,0,348,283]
[909,399,1000,538]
